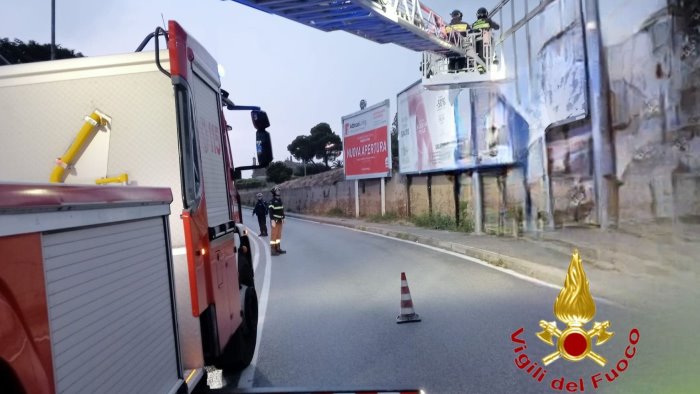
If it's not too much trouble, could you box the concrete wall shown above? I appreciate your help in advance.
[239,168,408,217]
[605,1,700,231]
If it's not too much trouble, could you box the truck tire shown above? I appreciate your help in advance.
[238,252,254,288]
[220,285,258,371]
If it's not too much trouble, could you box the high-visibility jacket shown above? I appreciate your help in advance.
[268,196,285,221]
[472,18,500,31]
[445,22,469,34]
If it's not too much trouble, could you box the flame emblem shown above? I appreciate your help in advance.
[536,250,614,366]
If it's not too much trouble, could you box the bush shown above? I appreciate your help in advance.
[411,211,474,233]
[294,163,331,177]
[267,161,293,184]
[235,178,268,190]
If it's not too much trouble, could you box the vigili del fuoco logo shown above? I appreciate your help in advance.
[510,251,640,392]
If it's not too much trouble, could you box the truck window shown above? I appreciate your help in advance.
[175,86,202,209]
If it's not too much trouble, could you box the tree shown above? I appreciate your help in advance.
[390,112,399,161]
[309,122,343,168]
[0,38,83,64]
[287,135,316,176]
[266,161,293,184]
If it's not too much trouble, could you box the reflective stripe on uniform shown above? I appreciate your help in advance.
[472,19,490,30]
[445,24,468,32]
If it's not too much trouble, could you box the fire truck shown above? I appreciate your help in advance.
[0,21,273,393]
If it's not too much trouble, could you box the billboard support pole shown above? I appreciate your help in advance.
[381,177,386,216]
[583,0,615,229]
[472,170,483,234]
[355,179,360,218]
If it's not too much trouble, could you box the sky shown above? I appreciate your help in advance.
[0,0,661,177]
[0,0,497,175]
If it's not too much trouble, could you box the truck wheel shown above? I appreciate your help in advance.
[238,253,254,288]
[221,285,258,371]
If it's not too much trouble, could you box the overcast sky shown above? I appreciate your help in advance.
[0,0,661,175]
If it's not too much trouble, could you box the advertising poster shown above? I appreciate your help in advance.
[397,81,472,174]
[341,100,391,180]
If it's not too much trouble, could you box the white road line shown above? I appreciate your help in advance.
[288,216,621,308]
[238,229,272,389]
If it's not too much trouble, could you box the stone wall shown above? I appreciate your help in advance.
[239,168,409,217]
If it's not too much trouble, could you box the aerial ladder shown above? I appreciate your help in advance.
[227,0,506,88]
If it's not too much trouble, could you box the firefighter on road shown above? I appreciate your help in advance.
[269,186,287,256]
[252,192,268,236]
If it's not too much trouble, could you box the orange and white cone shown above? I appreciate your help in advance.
[397,272,421,324]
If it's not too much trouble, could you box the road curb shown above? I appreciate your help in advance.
[285,212,570,289]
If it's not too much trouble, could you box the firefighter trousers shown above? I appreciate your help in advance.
[270,219,283,246]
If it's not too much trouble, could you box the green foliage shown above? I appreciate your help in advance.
[287,122,343,173]
[367,212,399,223]
[0,38,83,64]
[266,161,293,184]
[287,135,315,164]
[310,122,343,168]
[411,213,456,230]
[411,210,474,233]
[235,178,267,190]
[293,162,330,177]
[458,201,475,232]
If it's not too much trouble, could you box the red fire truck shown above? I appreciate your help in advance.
[0,21,273,393]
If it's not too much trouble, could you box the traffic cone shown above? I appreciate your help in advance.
[397,272,421,324]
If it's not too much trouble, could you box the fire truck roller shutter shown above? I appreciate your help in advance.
[41,218,180,394]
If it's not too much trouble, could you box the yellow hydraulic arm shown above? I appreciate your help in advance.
[49,110,111,183]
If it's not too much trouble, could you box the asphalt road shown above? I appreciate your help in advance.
[197,213,697,394]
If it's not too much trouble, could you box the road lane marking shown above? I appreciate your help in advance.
[238,227,272,388]
[288,216,621,308]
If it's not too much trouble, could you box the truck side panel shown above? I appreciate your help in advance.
[0,184,183,394]
[0,52,185,247]
[42,219,179,394]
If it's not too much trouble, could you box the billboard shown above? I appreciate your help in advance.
[397,81,530,174]
[341,99,391,180]
[397,81,472,174]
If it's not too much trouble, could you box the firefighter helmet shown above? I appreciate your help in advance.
[271,186,281,195]
[477,7,488,19]
[256,192,263,198]
[450,9,462,18]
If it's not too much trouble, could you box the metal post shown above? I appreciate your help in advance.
[51,0,56,60]
[583,0,614,229]
[381,177,386,216]
[355,179,360,218]
[454,172,461,227]
[541,135,555,230]
[427,174,433,216]
[472,170,483,234]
